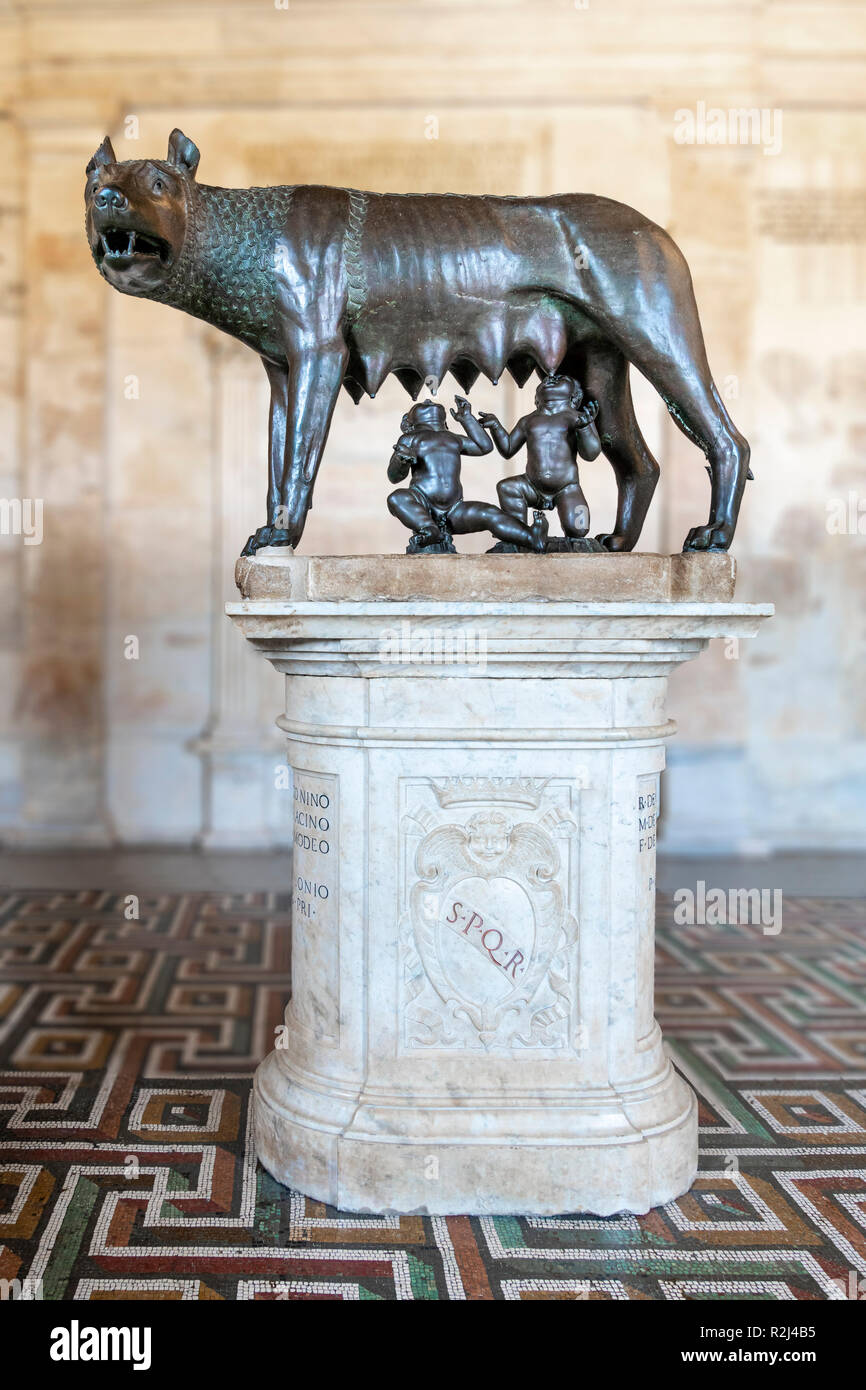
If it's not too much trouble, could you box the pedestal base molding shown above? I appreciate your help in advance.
[227,552,770,1216]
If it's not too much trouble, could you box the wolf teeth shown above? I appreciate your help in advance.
[97,227,165,262]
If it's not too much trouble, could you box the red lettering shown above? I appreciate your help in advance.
[445,901,462,924]
[504,949,525,978]
[462,911,484,935]
[482,928,503,960]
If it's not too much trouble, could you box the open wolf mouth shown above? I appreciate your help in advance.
[96,227,171,264]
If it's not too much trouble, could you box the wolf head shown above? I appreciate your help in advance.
[85,129,200,295]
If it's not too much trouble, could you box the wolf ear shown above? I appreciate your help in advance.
[86,136,116,175]
[166,129,200,178]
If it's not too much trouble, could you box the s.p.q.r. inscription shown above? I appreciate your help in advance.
[443,898,526,981]
[400,778,579,1051]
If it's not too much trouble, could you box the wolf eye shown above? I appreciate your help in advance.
[152,177,164,193]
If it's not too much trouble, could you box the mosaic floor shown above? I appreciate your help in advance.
[1,889,865,1300]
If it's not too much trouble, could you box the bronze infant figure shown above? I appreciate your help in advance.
[85,129,751,556]
[387,396,548,555]
[481,374,600,551]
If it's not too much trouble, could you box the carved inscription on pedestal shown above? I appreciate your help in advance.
[635,773,659,1042]
[290,769,339,1046]
[399,776,581,1052]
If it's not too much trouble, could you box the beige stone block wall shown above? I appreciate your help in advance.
[2,0,864,849]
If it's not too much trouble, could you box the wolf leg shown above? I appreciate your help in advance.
[241,358,290,557]
[276,345,348,549]
[584,262,748,551]
[566,222,748,550]
[582,344,659,552]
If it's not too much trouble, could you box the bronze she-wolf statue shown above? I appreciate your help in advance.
[85,129,750,556]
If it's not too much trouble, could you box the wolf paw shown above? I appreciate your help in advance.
[682,522,733,552]
[595,532,630,552]
[240,525,294,557]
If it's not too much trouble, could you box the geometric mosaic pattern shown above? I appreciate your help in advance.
[2,889,865,1299]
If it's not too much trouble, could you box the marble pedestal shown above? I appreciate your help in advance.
[227,552,771,1216]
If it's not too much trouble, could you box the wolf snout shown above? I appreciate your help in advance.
[93,186,128,212]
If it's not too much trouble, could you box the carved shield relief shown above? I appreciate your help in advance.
[399,778,579,1051]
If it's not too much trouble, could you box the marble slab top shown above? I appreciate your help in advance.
[235,550,737,605]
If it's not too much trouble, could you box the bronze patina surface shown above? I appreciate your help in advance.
[86,129,750,557]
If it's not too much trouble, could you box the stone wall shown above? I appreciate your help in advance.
[1,0,864,851]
